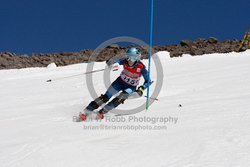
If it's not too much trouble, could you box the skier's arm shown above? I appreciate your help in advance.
[106,58,126,71]
[136,65,150,96]
[106,58,126,66]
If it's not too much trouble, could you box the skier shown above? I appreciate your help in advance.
[79,47,150,121]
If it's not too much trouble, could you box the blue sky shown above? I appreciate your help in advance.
[0,0,249,54]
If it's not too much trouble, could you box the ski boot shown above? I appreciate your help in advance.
[95,107,109,120]
[96,113,104,120]
[86,94,109,111]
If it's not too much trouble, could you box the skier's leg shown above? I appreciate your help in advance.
[85,78,122,112]
[79,78,123,121]
[80,93,111,121]
[98,87,136,115]
[98,91,129,115]
[85,94,110,111]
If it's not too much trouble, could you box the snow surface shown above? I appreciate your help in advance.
[0,51,250,167]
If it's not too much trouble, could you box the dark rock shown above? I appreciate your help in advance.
[170,51,184,57]
[180,40,195,47]
[208,37,218,44]
[107,44,119,48]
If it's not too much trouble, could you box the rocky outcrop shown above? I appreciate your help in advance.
[166,38,240,57]
[0,38,242,69]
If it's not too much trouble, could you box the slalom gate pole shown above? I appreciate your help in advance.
[146,0,154,111]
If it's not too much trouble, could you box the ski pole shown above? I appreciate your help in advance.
[144,96,159,101]
[46,68,106,82]
[46,65,119,82]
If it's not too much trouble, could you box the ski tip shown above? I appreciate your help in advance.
[72,116,83,122]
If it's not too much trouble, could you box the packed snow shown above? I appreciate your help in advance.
[0,50,250,167]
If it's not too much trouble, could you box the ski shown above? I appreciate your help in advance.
[72,115,82,122]
[73,111,103,122]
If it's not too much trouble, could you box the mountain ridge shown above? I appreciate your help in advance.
[0,37,241,69]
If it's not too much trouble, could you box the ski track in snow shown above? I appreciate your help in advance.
[0,51,250,167]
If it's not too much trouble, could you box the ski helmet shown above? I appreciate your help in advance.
[126,47,141,62]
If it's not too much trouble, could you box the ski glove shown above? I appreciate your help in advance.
[106,58,118,67]
[136,85,145,97]
[106,59,119,71]
[106,59,113,67]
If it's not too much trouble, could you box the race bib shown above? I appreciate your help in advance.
[120,73,140,86]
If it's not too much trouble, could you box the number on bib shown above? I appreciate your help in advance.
[120,74,140,86]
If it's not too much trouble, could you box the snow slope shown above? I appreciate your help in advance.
[0,50,250,167]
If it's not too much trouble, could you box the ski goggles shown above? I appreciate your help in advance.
[127,56,137,62]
